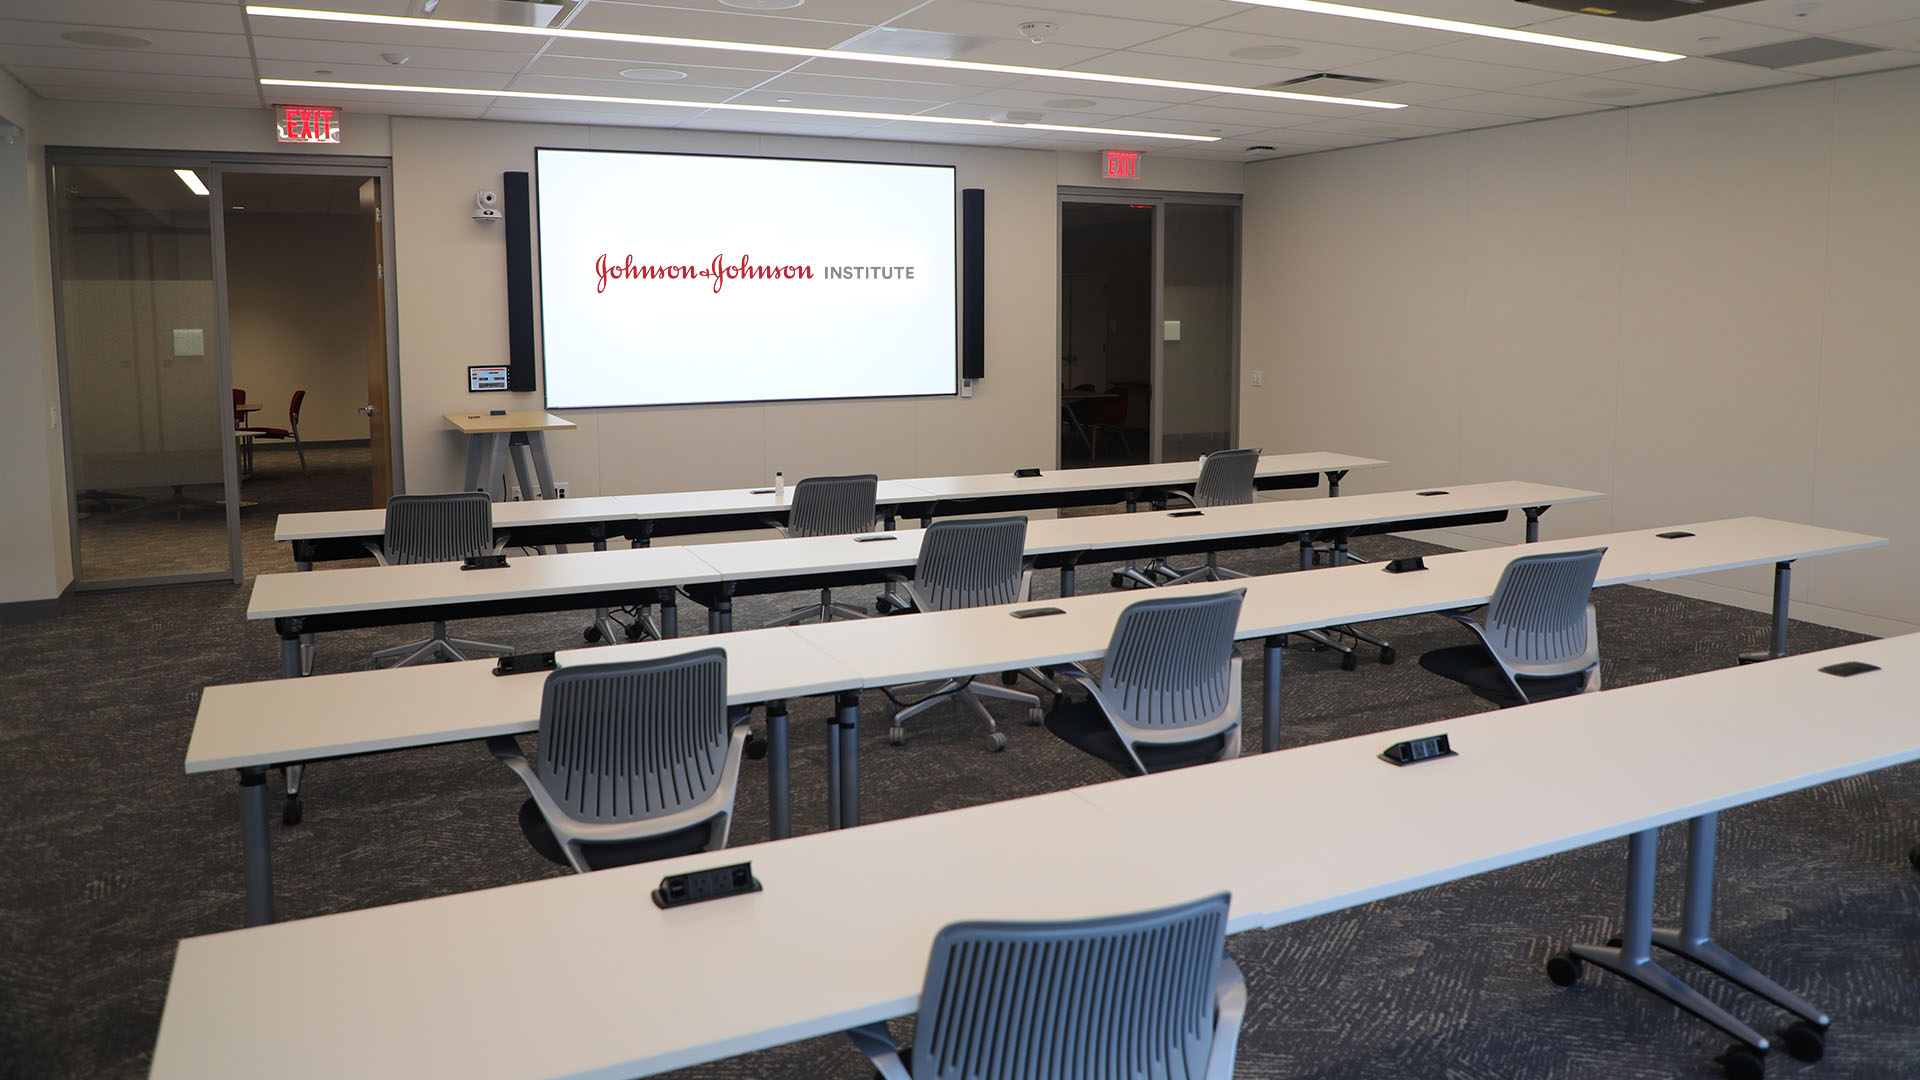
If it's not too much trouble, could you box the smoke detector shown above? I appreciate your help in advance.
[1018,21,1058,44]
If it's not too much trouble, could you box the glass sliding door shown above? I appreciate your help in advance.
[53,160,238,586]
[1157,201,1239,462]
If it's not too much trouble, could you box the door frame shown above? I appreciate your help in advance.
[209,158,404,509]
[1057,187,1243,465]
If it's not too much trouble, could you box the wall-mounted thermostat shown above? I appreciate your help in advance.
[469,365,510,392]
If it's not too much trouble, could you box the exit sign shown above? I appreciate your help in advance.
[1101,149,1142,180]
[276,104,341,144]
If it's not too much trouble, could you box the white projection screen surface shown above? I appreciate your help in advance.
[536,148,958,408]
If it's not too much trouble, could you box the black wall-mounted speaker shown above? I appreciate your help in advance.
[503,170,536,393]
[960,186,985,382]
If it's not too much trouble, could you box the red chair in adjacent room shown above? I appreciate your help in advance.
[1084,385,1131,460]
[249,389,309,476]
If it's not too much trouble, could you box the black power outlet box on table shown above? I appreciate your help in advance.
[654,863,762,909]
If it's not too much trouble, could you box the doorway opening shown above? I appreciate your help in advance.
[1057,191,1241,468]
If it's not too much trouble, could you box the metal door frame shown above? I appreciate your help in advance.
[1058,187,1242,464]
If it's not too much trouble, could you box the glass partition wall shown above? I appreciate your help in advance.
[53,160,238,586]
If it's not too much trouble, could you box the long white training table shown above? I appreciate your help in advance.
[271,451,1387,568]
[249,480,1592,674]
[154,632,1920,1080]
[197,516,1883,926]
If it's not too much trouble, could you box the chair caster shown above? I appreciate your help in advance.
[889,726,908,747]
[1779,1020,1826,1062]
[985,731,1007,752]
[1001,671,1018,685]
[1544,952,1583,987]
[744,734,768,761]
[583,625,603,644]
[1379,646,1396,664]
[1110,571,1133,590]
[281,795,303,827]
[1717,1044,1765,1080]
[622,620,647,641]
[1027,704,1044,726]
[1341,650,1358,671]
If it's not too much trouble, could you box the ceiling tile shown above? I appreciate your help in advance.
[0,43,255,79]
[1522,12,1796,56]
[1607,56,1813,92]
[893,2,1183,51]
[757,70,978,103]
[968,0,1246,24]
[523,54,777,88]
[1714,0,1920,35]
[5,0,245,35]
[563,4,867,48]
[1206,9,1469,53]
[1427,89,1610,119]
[1831,17,1920,52]
[1339,52,1570,92]
[252,35,536,74]
[1419,37,1648,77]
[0,20,249,58]
[1126,26,1395,75]
[29,83,264,109]
[1498,75,1697,108]
[1784,48,1920,79]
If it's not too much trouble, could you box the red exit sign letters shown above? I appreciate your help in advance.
[276,104,341,144]
[1101,149,1142,180]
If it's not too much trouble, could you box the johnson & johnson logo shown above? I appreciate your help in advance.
[594,253,917,294]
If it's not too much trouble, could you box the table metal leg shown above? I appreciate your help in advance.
[660,589,678,638]
[240,767,274,926]
[1299,536,1315,572]
[1326,469,1347,497]
[1651,813,1831,1028]
[526,430,558,499]
[1060,562,1077,598]
[837,690,861,828]
[765,703,791,840]
[1524,506,1546,543]
[1262,636,1283,752]
[1566,828,1770,1051]
[825,710,842,831]
[709,590,732,635]
[1740,560,1795,664]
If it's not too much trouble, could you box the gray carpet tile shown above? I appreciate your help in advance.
[3,454,1917,1078]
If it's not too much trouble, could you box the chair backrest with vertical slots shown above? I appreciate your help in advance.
[910,516,1029,613]
[786,474,878,538]
[1190,447,1261,508]
[1482,547,1606,675]
[381,492,494,565]
[1098,589,1245,732]
[912,892,1232,1080]
[534,650,731,824]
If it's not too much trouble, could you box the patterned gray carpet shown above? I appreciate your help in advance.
[2,446,1916,1079]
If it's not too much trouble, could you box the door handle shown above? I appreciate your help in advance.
[359,404,376,416]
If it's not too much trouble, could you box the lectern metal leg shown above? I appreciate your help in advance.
[1651,813,1831,1027]
[1570,828,1771,1051]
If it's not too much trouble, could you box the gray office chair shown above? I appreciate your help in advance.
[1045,588,1245,775]
[845,892,1246,1080]
[486,649,749,873]
[1133,446,1262,588]
[362,491,514,667]
[1419,547,1606,707]
[884,516,1052,752]
[767,473,879,627]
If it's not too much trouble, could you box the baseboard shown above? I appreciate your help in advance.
[1395,527,1916,640]
[0,584,70,623]
[254,438,370,450]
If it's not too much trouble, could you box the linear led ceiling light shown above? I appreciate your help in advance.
[245,6,1407,109]
[1230,1,1683,62]
[174,168,209,195]
[259,79,1223,141]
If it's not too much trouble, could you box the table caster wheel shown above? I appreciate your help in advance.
[1545,953,1583,987]
[889,726,908,747]
[1027,704,1045,726]
[281,795,303,827]
[1379,646,1396,664]
[1717,1044,1764,1080]
[583,625,603,644]
[1779,1020,1825,1062]
[1341,651,1358,671]
[744,734,768,761]
[985,731,1007,752]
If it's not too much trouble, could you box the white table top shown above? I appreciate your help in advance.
[617,480,932,525]
[898,451,1384,500]
[246,545,722,622]
[277,496,640,544]
[154,632,1920,1079]
[445,410,577,434]
[186,627,855,774]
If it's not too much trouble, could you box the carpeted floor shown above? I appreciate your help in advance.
[2,448,1916,1079]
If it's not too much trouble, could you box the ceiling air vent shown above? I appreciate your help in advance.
[1266,73,1403,97]
[1511,0,1766,21]
[1709,37,1885,68]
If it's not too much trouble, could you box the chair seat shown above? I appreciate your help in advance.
[516,798,714,871]
[251,426,292,439]
[1042,698,1228,776]
[1418,645,1590,708]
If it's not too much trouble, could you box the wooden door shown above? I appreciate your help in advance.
[360,178,392,504]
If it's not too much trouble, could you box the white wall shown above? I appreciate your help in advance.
[0,71,70,608]
[1240,66,1920,636]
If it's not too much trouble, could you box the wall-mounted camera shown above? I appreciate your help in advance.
[473,189,501,222]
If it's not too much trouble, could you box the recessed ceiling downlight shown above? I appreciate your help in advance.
[61,30,153,48]
[619,67,688,81]
[718,0,803,9]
